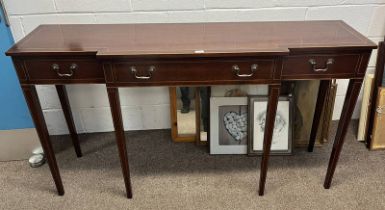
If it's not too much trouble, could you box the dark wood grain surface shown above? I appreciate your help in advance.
[6,21,376,57]
[5,21,376,198]
[56,85,82,157]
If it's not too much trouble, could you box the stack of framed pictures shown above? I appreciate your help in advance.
[210,95,293,155]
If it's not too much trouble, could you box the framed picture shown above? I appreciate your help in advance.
[210,97,248,154]
[248,95,293,155]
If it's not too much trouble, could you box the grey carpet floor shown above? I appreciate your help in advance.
[1,121,385,210]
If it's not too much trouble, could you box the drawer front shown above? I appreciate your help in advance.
[111,59,276,85]
[23,58,104,83]
[282,54,360,79]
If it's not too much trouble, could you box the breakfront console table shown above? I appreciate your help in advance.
[6,21,376,199]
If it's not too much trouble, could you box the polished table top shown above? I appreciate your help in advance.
[6,20,376,57]
[5,21,377,198]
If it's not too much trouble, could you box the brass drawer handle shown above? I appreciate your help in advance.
[309,58,334,72]
[130,65,155,80]
[232,64,258,77]
[51,63,76,77]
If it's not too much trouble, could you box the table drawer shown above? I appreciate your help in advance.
[23,58,104,83]
[282,54,361,79]
[111,59,276,85]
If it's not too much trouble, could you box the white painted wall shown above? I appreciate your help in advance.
[3,0,385,135]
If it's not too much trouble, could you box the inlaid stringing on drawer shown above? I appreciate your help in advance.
[282,54,361,79]
[22,58,104,83]
[110,59,277,84]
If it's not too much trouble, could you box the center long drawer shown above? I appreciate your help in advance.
[107,58,279,86]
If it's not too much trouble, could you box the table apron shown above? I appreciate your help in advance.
[12,52,371,85]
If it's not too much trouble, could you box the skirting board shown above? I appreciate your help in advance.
[0,128,40,161]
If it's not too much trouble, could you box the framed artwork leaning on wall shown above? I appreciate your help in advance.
[247,95,294,155]
[210,97,248,154]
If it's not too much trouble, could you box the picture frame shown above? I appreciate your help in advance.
[367,38,385,149]
[210,97,248,154]
[169,87,196,143]
[248,95,293,155]
[195,87,210,146]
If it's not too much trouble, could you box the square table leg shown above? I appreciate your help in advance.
[56,85,82,157]
[308,80,332,152]
[107,86,133,199]
[258,84,281,196]
[22,85,64,195]
[324,79,363,188]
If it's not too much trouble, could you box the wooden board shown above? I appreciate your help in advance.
[293,80,336,147]
[370,87,385,150]
[357,74,375,141]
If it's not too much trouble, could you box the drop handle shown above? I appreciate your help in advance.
[309,58,334,72]
[130,65,156,80]
[52,63,77,77]
[232,64,258,77]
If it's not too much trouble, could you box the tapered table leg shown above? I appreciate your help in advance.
[22,85,64,195]
[56,85,82,157]
[324,79,363,189]
[107,87,133,199]
[258,84,281,196]
[308,80,331,152]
